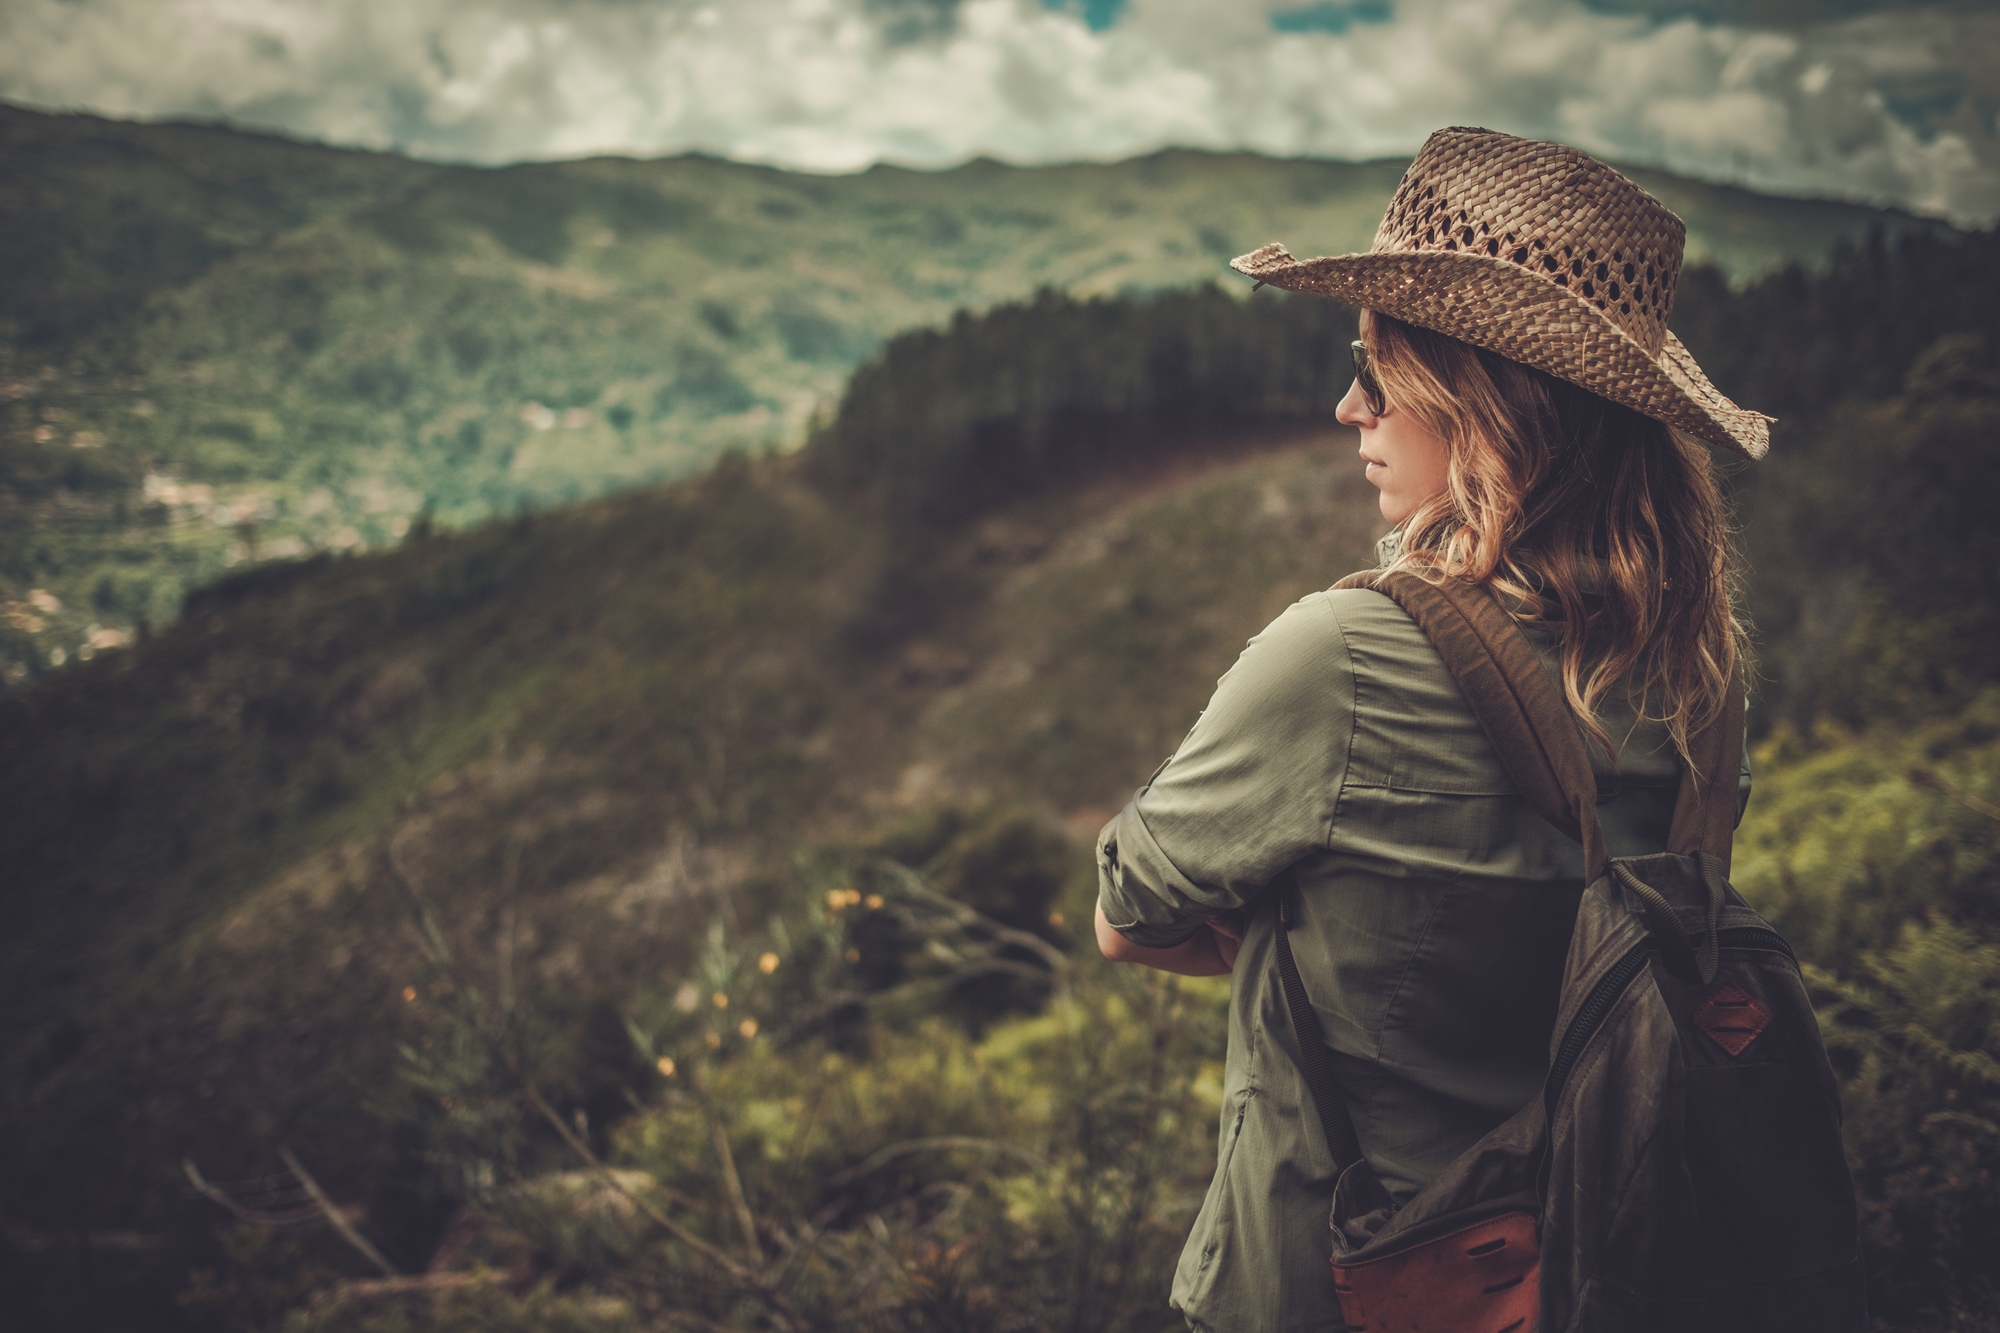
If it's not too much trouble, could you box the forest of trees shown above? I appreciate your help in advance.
[811,227,2000,735]
[804,284,1358,521]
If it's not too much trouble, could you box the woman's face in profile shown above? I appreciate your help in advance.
[1335,364,1451,526]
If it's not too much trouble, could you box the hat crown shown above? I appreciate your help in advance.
[1371,128,1686,357]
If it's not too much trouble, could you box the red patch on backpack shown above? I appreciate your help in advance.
[1694,983,1772,1056]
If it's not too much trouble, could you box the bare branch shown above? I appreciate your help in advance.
[522,1082,757,1287]
[689,1060,764,1265]
[874,858,1071,997]
[1910,764,2000,821]
[309,1271,480,1308]
[766,1198,851,1295]
[822,1136,1046,1190]
[182,1159,323,1227]
[277,1148,400,1277]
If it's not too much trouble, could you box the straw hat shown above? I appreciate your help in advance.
[1231,127,1771,458]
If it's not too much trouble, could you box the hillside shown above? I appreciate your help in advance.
[2,203,1997,1329]
[0,101,1957,688]
[2,427,1379,1332]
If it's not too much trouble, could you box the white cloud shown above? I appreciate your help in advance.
[1,0,1994,222]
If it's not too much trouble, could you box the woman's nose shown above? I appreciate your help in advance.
[1334,377,1374,427]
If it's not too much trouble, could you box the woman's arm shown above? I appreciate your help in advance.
[1095,902,1241,976]
[1094,594,1352,979]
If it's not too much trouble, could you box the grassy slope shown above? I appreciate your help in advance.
[0,101,1953,683]
[0,424,1380,1233]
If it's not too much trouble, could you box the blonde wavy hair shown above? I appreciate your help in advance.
[1364,310,1748,765]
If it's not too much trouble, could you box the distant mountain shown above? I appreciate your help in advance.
[0,102,1958,688]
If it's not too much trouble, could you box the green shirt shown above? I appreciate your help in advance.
[1096,587,1749,1332]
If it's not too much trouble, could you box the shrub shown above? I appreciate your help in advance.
[1734,694,2000,1326]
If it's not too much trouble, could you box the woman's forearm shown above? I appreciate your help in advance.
[1095,902,1235,976]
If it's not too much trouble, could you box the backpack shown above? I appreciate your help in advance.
[1272,570,1866,1332]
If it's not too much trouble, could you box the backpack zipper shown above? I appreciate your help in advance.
[1715,926,1794,960]
[1545,943,1651,1118]
[1544,926,1795,1116]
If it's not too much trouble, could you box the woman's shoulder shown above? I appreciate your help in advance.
[1240,586,1424,660]
[1223,587,1439,700]
[1269,583,1422,627]
[1301,585,1440,662]
[1226,592,1352,686]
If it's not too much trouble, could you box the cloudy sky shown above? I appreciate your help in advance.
[3,0,1995,221]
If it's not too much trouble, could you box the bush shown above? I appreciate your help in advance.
[1734,693,2000,1326]
[1809,922,2000,1330]
[177,812,1225,1331]
[1734,692,2000,972]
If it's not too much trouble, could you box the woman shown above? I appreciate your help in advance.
[1092,128,1768,1331]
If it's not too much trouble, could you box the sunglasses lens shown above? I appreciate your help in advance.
[1351,340,1385,415]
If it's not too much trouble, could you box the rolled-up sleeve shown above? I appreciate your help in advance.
[1096,593,1357,948]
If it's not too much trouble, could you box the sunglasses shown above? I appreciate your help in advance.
[1351,339,1386,417]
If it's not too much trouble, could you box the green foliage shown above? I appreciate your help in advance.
[193,827,1229,1332]
[918,805,1072,939]
[159,783,1111,1327]
[1734,693,2000,970]
[178,1227,348,1333]
[1806,921,2000,1330]
[1672,231,2000,734]
[1672,230,2000,421]
[1733,696,2000,1326]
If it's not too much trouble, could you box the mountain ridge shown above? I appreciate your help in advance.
[0,99,1959,689]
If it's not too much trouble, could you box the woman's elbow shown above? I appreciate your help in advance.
[1094,902,1144,962]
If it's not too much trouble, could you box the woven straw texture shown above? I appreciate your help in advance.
[1231,127,1772,458]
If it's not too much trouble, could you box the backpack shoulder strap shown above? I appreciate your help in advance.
[1333,569,1610,882]
[1668,665,1745,873]
[1331,568,1743,873]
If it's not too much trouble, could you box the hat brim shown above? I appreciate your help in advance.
[1231,243,1770,459]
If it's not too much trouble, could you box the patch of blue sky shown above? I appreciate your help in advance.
[1040,0,1128,33]
[1269,1,1394,35]
[1875,72,1965,141]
